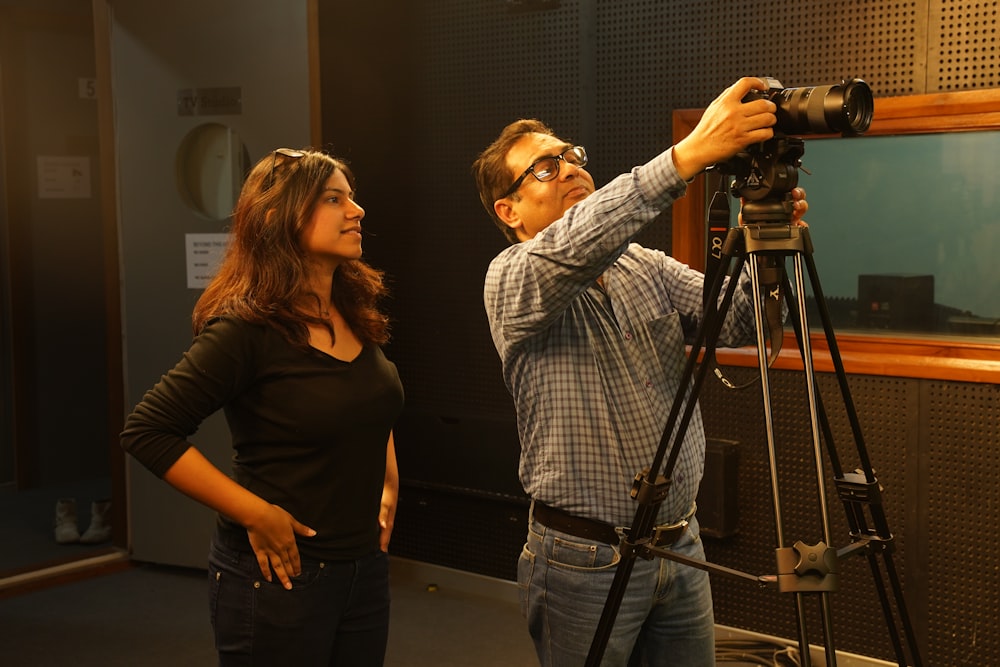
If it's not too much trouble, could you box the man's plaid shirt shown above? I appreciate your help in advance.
[484,148,758,527]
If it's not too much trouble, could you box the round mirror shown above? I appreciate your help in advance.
[176,123,251,220]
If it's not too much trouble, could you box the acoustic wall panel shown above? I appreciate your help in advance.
[928,0,1000,90]
[385,0,587,420]
[924,380,1000,665]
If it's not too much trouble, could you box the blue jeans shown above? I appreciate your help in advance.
[207,536,390,666]
[519,513,715,667]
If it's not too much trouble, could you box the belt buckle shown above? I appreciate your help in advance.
[650,519,688,548]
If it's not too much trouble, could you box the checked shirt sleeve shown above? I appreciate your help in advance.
[484,148,689,358]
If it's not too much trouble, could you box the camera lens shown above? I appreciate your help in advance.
[775,78,873,136]
[840,79,874,134]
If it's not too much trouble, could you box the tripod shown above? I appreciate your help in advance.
[584,218,924,666]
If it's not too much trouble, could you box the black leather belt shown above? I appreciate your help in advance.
[532,501,694,548]
[532,502,620,545]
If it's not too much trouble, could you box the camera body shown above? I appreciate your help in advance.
[743,77,873,137]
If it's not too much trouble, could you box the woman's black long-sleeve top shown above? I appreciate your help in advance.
[121,316,404,560]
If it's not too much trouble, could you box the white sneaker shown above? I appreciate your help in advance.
[55,498,80,544]
[80,499,112,544]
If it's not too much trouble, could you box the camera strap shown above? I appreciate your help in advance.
[757,256,786,364]
[703,178,730,312]
[703,177,782,391]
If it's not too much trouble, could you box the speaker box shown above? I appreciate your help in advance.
[697,438,740,538]
[856,273,934,331]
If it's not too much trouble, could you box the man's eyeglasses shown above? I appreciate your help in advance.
[266,148,305,190]
[500,145,588,198]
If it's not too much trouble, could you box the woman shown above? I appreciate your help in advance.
[121,148,404,666]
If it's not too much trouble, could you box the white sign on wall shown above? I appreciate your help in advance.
[185,233,229,289]
[37,156,91,199]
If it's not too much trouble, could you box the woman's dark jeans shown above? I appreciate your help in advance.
[208,535,390,666]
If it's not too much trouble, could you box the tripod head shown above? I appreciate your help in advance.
[713,77,874,226]
[719,134,805,225]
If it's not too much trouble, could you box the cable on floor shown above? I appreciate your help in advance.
[716,638,801,665]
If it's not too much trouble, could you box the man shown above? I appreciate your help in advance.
[471,77,807,666]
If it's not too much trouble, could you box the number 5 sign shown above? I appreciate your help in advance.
[78,77,97,100]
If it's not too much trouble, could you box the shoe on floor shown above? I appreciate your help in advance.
[55,498,80,544]
[80,498,112,544]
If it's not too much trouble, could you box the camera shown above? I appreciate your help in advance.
[720,77,874,223]
[744,77,874,137]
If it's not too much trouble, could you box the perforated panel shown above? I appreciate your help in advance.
[928,0,1000,90]
[591,0,926,175]
[386,1,586,418]
[391,484,527,580]
[924,381,1000,665]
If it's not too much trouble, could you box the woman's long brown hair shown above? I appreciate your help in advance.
[192,149,390,349]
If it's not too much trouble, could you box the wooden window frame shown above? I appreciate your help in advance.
[671,89,1000,384]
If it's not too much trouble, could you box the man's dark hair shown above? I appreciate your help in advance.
[471,119,556,244]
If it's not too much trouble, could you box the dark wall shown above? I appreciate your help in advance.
[319,2,1000,664]
[0,3,110,488]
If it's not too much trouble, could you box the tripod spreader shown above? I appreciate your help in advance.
[776,541,839,594]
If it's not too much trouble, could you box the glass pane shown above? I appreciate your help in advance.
[720,131,1000,339]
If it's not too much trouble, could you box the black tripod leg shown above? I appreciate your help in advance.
[801,253,924,667]
[791,257,842,667]
[785,253,922,667]
[585,230,749,667]
[782,254,920,667]
[657,232,751,482]
[750,252,838,667]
